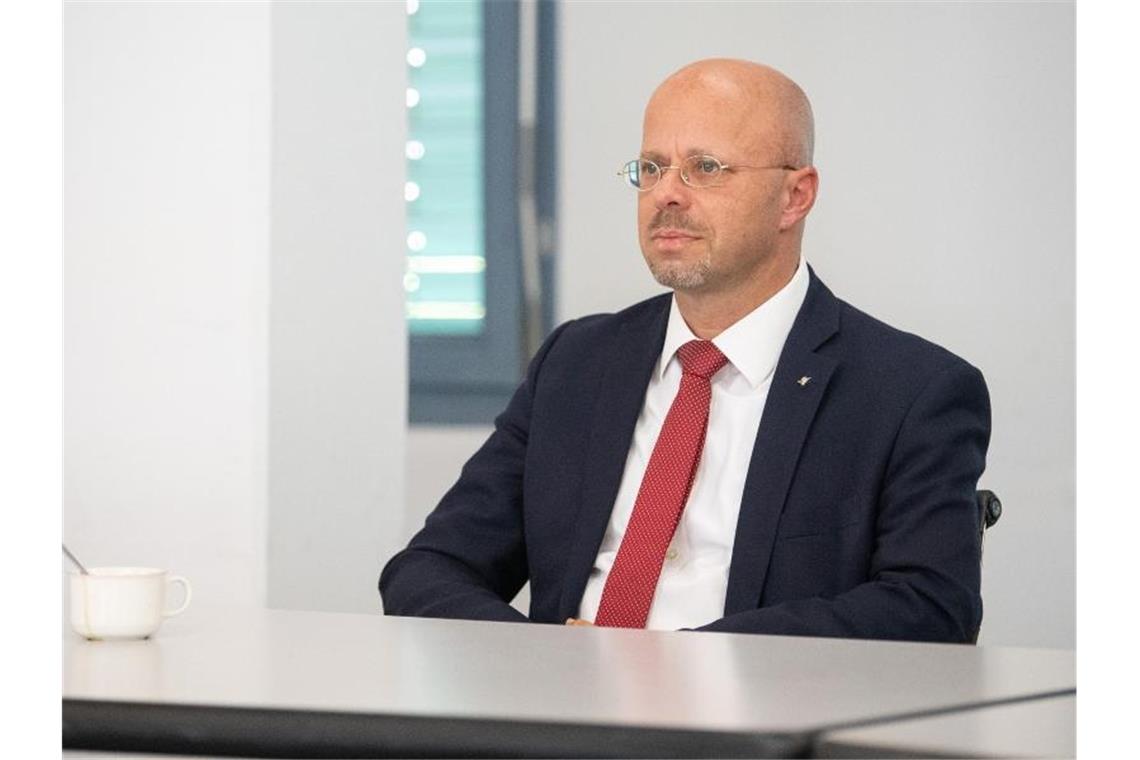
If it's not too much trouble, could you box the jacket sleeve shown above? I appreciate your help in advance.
[696,360,992,643]
[378,321,574,623]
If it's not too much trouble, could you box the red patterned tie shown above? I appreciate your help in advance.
[595,339,728,628]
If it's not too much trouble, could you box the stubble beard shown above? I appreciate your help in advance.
[646,251,714,291]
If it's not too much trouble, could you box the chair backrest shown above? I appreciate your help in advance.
[972,489,1002,644]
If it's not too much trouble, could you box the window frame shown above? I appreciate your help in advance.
[408,0,524,424]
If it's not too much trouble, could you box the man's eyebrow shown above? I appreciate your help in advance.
[640,148,726,161]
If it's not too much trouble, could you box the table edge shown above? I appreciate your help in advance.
[62,697,812,759]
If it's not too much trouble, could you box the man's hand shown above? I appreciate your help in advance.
[565,618,594,626]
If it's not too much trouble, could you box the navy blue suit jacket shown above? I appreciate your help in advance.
[380,269,991,642]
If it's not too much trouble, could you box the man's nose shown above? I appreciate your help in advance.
[652,168,693,211]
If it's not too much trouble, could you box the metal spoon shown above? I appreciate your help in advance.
[62,543,89,575]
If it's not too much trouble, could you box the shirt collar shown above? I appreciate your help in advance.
[657,256,811,389]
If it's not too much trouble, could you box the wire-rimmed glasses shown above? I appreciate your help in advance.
[618,154,798,191]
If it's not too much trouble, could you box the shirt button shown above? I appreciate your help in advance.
[666,547,679,561]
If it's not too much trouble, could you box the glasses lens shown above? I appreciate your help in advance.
[638,159,660,189]
[623,159,661,190]
[684,155,724,187]
[621,159,642,189]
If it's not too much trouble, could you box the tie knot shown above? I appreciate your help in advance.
[676,340,728,379]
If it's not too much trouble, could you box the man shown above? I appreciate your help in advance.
[380,59,991,643]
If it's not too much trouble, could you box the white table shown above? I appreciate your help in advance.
[63,605,1075,757]
[815,693,1075,758]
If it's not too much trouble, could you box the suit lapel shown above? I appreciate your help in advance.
[724,269,841,615]
[557,297,670,620]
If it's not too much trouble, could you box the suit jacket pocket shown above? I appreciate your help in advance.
[777,495,863,540]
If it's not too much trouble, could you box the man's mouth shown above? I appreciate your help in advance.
[651,229,701,240]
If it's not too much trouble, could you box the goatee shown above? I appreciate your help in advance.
[647,255,712,290]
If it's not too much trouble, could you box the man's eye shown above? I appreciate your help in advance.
[640,161,660,176]
[696,158,721,174]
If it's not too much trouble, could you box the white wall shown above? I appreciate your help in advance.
[65,2,271,605]
[268,1,407,614]
[557,1,1074,648]
[65,1,407,614]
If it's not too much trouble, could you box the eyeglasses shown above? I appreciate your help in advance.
[618,154,798,191]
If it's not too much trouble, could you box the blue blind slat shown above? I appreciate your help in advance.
[405,1,486,337]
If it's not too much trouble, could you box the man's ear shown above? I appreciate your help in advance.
[780,167,819,230]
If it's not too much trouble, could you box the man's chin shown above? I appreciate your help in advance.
[648,261,712,291]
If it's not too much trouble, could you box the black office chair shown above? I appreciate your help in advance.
[977,488,1002,561]
[972,489,1002,644]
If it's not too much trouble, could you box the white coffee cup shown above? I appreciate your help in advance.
[69,567,192,640]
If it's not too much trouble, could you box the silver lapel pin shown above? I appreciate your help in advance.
[797,376,812,387]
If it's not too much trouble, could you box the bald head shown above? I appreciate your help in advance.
[647,59,814,167]
[635,58,820,322]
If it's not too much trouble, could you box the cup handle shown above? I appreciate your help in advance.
[164,575,192,617]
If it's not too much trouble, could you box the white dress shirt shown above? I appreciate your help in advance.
[577,257,810,630]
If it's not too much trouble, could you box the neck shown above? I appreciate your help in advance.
[674,253,800,340]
